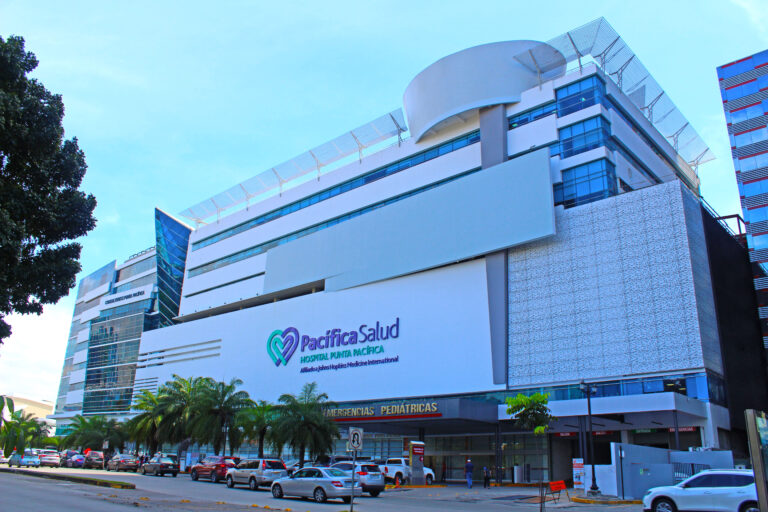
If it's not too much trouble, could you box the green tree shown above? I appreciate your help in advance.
[0,396,14,434]
[238,400,275,458]
[124,390,161,455]
[0,35,97,342]
[156,375,210,454]
[189,378,253,455]
[505,392,555,435]
[63,415,126,452]
[273,382,339,468]
[0,410,34,455]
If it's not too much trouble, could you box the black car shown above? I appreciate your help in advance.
[83,451,104,469]
[141,455,179,477]
[59,450,79,467]
[106,454,139,472]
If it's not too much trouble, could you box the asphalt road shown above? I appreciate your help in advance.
[0,466,643,512]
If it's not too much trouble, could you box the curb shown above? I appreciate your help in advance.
[571,496,642,505]
[0,467,135,489]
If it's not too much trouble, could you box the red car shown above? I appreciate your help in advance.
[190,455,240,483]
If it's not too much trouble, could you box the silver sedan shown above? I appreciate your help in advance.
[271,467,363,503]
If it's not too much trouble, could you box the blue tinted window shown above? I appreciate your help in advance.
[730,104,764,124]
[743,179,768,196]
[739,153,768,172]
[553,159,617,208]
[750,233,768,250]
[557,116,611,159]
[748,206,768,224]
[733,127,768,147]
[725,80,760,101]
[191,131,480,251]
[508,102,557,129]
[718,58,754,80]
[556,76,605,117]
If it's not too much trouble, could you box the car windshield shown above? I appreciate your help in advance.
[264,460,284,469]
[362,465,380,472]
[324,468,348,477]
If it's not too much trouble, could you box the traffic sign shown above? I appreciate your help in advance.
[349,427,363,450]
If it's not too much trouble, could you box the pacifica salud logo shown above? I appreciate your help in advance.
[266,327,299,367]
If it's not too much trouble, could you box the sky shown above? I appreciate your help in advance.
[1,0,767,404]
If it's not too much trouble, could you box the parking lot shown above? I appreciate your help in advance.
[0,466,642,512]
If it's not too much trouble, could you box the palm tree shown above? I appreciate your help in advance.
[273,382,339,468]
[125,390,161,454]
[238,400,275,458]
[0,410,35,456]
[63,415,126,452]
[156,375,210,454]
[27,417,51,447]
[189,378,253,455]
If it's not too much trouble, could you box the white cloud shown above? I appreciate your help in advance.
[729,0,768,42]
[0,302,73,404]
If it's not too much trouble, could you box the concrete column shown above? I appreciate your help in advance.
[479,105,508,169]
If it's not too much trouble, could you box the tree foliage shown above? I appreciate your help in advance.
[505,392,555,435]
[273,382,340,468]
[0,35,97,341]
[188,378,253,455]
[124,389,161,455]
[237,400,276,459]
[0,410,51,456]
[62,415,126,452]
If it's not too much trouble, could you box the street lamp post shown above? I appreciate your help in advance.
[580,380,600,496]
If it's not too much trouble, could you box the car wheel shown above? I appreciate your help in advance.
[652,498,677,512]
[369,490,381,497]
[191,469,198,481]
[741,502,760,512]
[172,472,177,477]
[210,471,219,483]
[426,474,433,485]
[249,477,258,491]
[105,465,110,471]
[226,475,235,488]
[140,466,146,475]
[313,487,327,503]
[271,484,283,499]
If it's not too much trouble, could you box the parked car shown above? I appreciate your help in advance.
[0,454,9,465]
[38,449,60,468]
[83,451,104,469]
[67,454,85,468]
[106,454,139,472]
[271,466,362,504]
[190,456,239,483]
[331,462,385,497]
[59,450,79,467]
[381,457,435,485]
[19,453,41,468]
[226,458,288,490]
[642,469,757,512]
[141,455,179,477]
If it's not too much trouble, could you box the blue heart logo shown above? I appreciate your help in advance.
[267,327,299,367]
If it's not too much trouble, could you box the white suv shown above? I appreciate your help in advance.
[643,469,758,512]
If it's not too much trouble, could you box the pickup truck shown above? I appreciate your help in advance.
[380,458,435,485]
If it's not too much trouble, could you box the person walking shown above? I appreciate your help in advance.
[465,459,474,488]
[483,466,491,488]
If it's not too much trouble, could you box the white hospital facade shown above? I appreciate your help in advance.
[52,19,768,481]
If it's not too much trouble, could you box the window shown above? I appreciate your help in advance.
[191,130,480,251]
[733,127,768,147]
[685,474,716,488]
[508,102,557,129]
[557,116,611,159]
[725,80,760,101]
[187,167,482,277]
[749,233,768,250]
[553,159,617,208]
[738,152,768,172]
[718,58,756,80]
[556,76,605,117]
[743,178,768,196]
[748,206,768,224]
[729,103,765,124]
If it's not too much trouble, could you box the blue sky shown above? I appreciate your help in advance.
[1,0,767,402]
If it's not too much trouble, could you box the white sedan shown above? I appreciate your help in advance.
[642,469,757,512]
